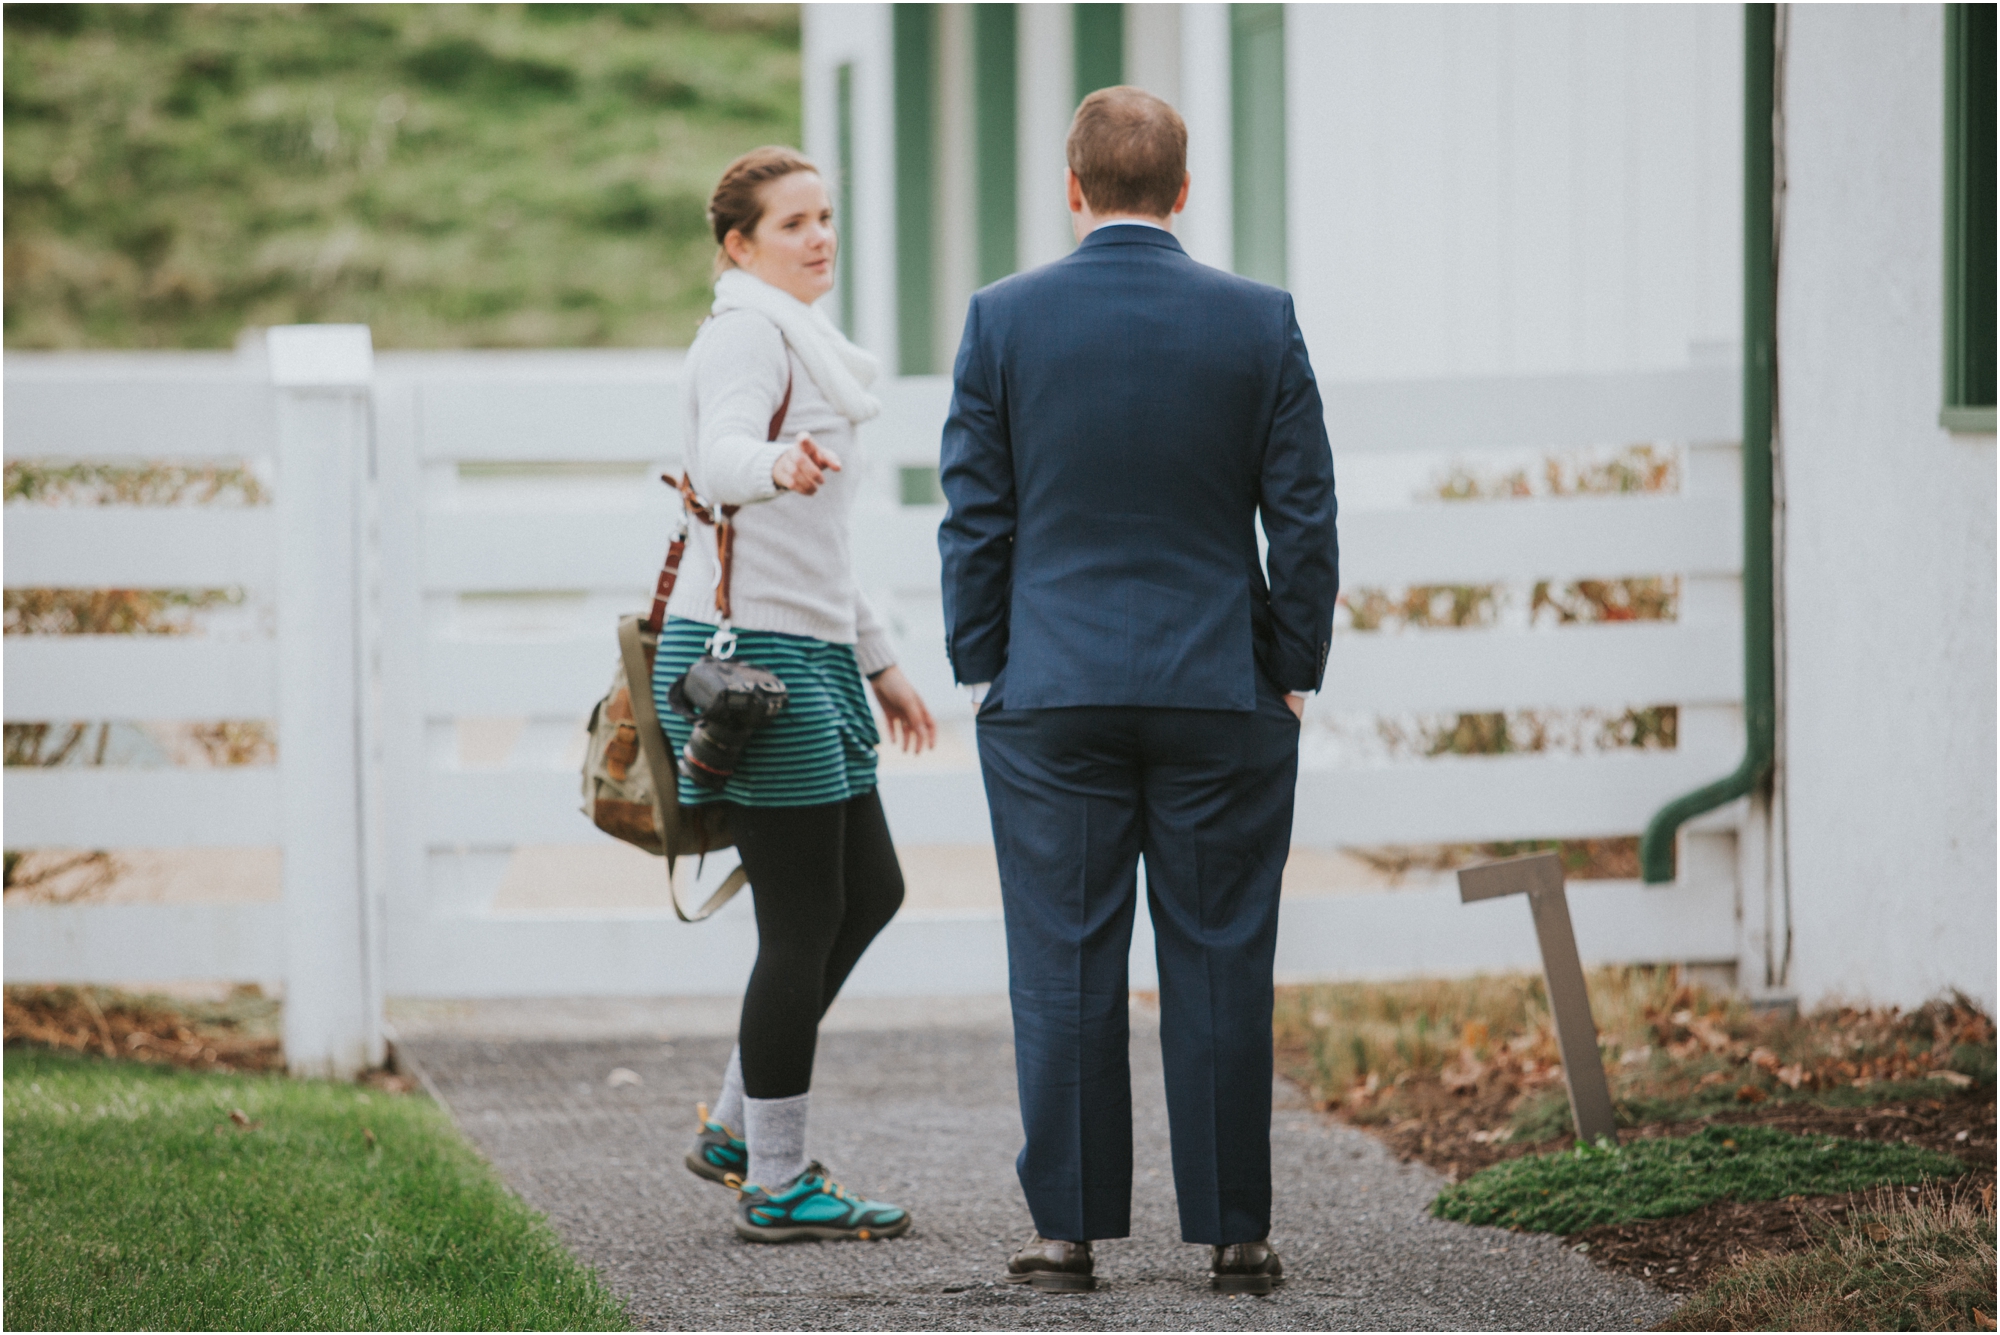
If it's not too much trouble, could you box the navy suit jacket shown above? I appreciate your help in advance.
[938,225,1339,711]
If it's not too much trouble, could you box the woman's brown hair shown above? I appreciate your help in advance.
[708,145,821,276]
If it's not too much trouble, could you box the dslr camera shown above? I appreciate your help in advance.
[667,655,788,789]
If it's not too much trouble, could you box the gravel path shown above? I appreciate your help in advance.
[399,1007,1677,1331]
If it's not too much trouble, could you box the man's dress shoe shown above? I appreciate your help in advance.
[1211,1239,1285,1294]
[1004,1234,1096,1291]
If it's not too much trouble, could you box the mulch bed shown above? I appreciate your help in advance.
[1301,1069,1997,1294]
[4,985,283,1074]
[4,986,424,1091]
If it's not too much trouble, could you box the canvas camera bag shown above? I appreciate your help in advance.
[577,371,791,922]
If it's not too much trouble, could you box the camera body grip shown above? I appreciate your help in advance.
[667,656,789,789]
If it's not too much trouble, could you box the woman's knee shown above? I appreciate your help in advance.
[855,862,904,928]
[755,902,847,968]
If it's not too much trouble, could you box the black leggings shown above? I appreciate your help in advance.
[730,789,905,1099]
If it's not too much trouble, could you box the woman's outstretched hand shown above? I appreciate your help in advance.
[869,665,937,754]
[773,433,842,495]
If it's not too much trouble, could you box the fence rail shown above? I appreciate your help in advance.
[3,335,1751,1067]
[3,509,276,588]
[7,638,277,718]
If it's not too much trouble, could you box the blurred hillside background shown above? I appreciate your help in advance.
[3,3,800,349]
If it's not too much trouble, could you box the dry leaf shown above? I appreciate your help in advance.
[606,1067,642,1088]
[1775,1063,1806,1090]
[364,1128,377,1149]
[1928,1069,1973,1088]
[1440,1050,1486,1093]
[1688,1016,1734,1051]
[1972,1310,1994,1332]
[1735,1084,1767,1104]
[228,1108,252,1127]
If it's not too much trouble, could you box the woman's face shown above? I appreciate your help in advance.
[725,171,836,305]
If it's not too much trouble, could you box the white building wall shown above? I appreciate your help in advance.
[802,4,897,363]
[1176,4,1233,271]
[1286,5,1742,382]
[1017,4,1077,270]
[934,3,979,366]
[1124,4,1181,105]
[1777,5,1998,1011]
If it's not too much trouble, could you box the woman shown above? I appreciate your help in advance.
[659,146,936,1244]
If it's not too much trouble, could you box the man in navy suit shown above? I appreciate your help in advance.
[938,87,1339,1294]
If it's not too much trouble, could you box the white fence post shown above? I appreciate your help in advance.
[268,325,382,1078]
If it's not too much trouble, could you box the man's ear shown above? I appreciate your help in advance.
[1066,169,1086,215]
[1171,172,1190,215]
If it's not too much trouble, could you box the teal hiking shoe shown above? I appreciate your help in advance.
[683,1103,747,1189]
[734,1161,912,1243]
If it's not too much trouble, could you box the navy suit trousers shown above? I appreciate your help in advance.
[975,679,1300,1245]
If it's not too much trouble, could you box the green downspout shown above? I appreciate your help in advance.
[1640,3,1777,884]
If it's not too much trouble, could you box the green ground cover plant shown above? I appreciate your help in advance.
[1430,1125,1963,1235]
[1659,1184,1997,1332]
[4,3,799,349]
[4,1046,629,1330]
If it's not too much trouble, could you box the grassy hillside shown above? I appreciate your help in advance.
[3,4,800,349]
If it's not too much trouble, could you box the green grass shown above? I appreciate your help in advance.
[1660,1185,1997,1332]
[1431,1126,1965,1236]
[4,1047,629,1330]
[4,3,799,349]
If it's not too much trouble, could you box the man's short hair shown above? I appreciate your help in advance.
[1066,86,1187,218]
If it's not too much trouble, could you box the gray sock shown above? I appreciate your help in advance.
[709,1046,745,1134]
[745,1092,810,1190]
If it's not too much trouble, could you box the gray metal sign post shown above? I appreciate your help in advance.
[1456,851,1619,1146]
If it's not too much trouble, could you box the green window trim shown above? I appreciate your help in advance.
[1074,4,1124,105]
[1231,4,1287,287]
[893,5,937,374]
[834,62,857,337]
[974,5,1018,287]
[898,465,945,507]
[1944,3,1995,431]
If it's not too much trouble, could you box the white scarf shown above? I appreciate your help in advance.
[711,268,882,425]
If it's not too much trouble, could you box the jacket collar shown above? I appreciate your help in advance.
[1075,224,1186,256]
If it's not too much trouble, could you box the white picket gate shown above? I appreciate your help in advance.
[5,329,1751,1074]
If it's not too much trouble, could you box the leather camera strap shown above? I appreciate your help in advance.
[652,367,792,628]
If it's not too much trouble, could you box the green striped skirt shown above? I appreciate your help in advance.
[650,617,880,808]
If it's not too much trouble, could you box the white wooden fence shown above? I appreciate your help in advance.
[5,330,1748,1074]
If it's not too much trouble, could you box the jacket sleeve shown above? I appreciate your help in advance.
[937,296,1015,686]
[1258,297,1340,693]
[689,312,791,508]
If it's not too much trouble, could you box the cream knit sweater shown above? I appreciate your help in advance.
[664,308,896,676]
